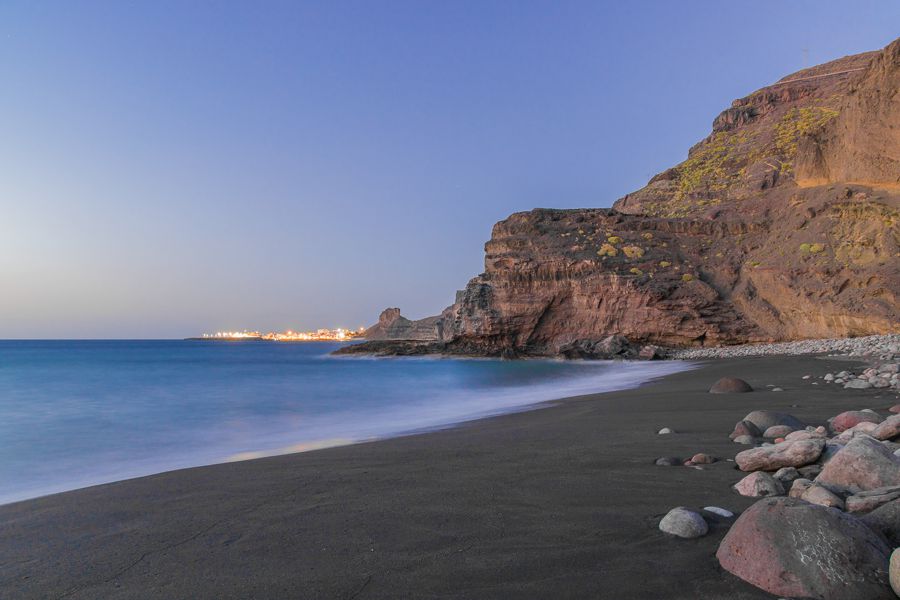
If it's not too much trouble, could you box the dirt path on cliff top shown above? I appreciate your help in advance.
[2,355,896,599]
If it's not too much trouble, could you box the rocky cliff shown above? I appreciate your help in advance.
[342,39,900,358]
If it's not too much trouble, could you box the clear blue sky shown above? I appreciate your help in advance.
[2,1,898,338]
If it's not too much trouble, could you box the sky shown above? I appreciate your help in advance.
[1,1,898,338]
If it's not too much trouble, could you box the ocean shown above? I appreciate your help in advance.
[0,340,692,505]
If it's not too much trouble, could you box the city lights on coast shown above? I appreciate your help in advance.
[200,327,365,341]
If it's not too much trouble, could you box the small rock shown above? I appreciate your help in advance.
[847,486,900,513]
[789,478,813,498]
[824,373,835,381]
[733,435,756,445]
[891,549,900,597]
[709,377,753,393]
[729,420,762,440]
[654,457,681,466]
[657,427,674,435]
[763,424,796,438]
[659,507,708,538]
[771,387,783,392]
[734,472,785,497]
[801,483,845,509]
[845,379,873,389]
[802,375,811,380]
[690,453,716,464]
[703,506,734,518]
[742,410,805,431]
[798,464,822,479]
[773,466,800,485]
[872,415,900,441]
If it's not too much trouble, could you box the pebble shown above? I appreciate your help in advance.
[658,427,674,435]
[666,334,900,361]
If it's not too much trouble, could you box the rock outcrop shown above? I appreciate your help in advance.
[362,308,443,342]
[344,39,900,357]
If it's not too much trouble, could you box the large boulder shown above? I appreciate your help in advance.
[658,507,708,538]
[832,410,884,433]
[742,410,805,432]
[734,471,785,497]
[710,377,753,393]
[716,497,893,600]
[735,439,825,472]
[816,435,900,492]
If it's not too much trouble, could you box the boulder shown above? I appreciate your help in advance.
[742,410,805,432]
[872,415,900,441]
[846,486,900,513]
[733,435,756,445]
[710,377,753,393]
[832,410,884,433]
[798,464,822,479]
[763,424,797,438]
[734,472,785,497]
[659,507,708,538]
[816,435,900,492]
[735,439,825,472]
[716,497,893,600]
[729,420,762,439]
[862,499,900,546]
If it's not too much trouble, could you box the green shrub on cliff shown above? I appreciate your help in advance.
[597,243,618,257]
[774,106,839,173]
[681,273,694,282]
[622,245,645,259]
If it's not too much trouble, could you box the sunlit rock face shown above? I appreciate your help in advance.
[362,39,899,357]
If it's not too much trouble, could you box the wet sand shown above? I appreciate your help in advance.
[2,355,895,599]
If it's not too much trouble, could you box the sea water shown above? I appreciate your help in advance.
[0,340,692,505]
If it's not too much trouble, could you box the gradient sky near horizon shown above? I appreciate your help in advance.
[2,2,898,338]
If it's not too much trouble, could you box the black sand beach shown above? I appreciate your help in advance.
[2,355,896,599]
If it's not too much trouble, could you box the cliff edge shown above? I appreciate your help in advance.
[342,39,900,358]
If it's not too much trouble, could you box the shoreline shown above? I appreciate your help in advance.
[2,354,898,598]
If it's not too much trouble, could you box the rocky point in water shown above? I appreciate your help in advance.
[339,39,900,358]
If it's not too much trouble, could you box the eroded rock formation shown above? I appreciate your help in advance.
[343,39,900,357]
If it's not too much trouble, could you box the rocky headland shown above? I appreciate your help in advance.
[340,38,899,359]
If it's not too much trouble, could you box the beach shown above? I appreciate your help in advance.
[3,353,897,599]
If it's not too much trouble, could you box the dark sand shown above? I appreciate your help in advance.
[3,355,897,599]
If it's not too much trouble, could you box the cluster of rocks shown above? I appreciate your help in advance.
[656,375,900,599]
[820,362,900,392]
[665,333,900,361]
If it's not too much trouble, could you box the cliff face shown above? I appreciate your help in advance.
[348,39,900,357]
